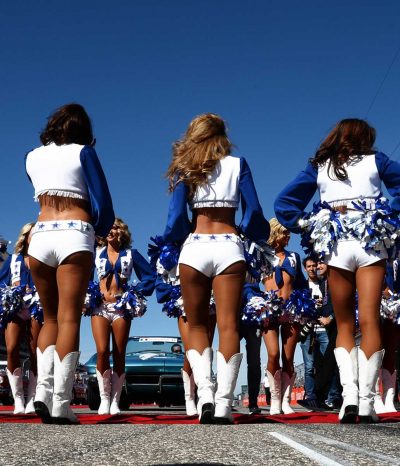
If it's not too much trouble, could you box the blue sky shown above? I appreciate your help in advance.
[1,1,400,389]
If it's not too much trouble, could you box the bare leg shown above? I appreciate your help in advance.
[179,265,212,353]
[29,258,59,351]
[111,317,131,376]
[281,322,300,376]
[27,318,42,375]
[356,260,385,358]
[55,252,93,359]
[178,317,192,374]
[91,315,111,374]
[212,261,246,359]
[5,319,25,372]
[263,325,280,374]
[327,266,356,351]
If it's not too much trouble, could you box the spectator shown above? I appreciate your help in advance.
[298,257,341,410]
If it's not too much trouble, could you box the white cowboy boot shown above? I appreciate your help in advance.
[358,348,384,423]
[25,371,37,414]
[6,368,25,414]
[186,348,215,424]
[110,372,125,415]
[382,368,398,413]
[182,369,197,416]
[214,351,243,424]
[96,369,112,415]
[267,369,282,415]
[34,345,55,423]
[52,351,79,424]
[373,372,386,414]
[334,347,358,423]
[281,371,296,414]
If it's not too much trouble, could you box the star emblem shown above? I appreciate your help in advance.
[38,223,45,230]
[209,235,216,240]
[193,234,200,240]
[224,234,232,240]
[68,221,77,228]
[52,222,59,229]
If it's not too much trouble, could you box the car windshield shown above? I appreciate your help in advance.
[126,337,183,355]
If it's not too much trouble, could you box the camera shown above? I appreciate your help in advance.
[298,321,314,344]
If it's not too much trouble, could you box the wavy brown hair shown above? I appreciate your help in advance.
[310,119,376,181]
[40,103,94,146]
[166,113,233,195]
[14,223,35,255]
[267,218,290,250]
[97,217,132,250]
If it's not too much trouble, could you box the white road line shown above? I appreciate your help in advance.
[268,432,345,466]
[296,430,400,465]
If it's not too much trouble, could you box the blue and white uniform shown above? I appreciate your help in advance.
[0,254,43,327]
[151,156,270,316]
[88,247,155,321]
[25,143,114,267]
[274,153,400,271]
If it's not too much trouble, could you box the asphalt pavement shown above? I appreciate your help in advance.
[1,406,399,466]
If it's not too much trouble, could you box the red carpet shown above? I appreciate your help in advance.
[0,407,399,424]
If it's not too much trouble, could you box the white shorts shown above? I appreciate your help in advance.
[28,220,95,268]
[326,239,387,272]
[178,233,245,278]
[91,302,126,323]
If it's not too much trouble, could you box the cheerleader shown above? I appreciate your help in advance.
[274,118,400,423]
[162,113,269,424]
[90,218,155,415]
[26,103,114,423]
[1,223,43,414]
[375,260,400,413]
[262,218,308,415]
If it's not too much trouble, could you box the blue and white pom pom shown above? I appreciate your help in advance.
[242,237,279,281]
[381,294,400,325]
[299,201,343,258]
[0,285,25,329]
[283,288,317,324]
[162,284,185,318]
[83,281,103,317]
[24,287,44,323]
[148,236,181,285]
[115,288,147,319]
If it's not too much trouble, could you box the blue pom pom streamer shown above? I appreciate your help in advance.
[0,285,25,329]
[114,287,147,319]
[83,281,103,317]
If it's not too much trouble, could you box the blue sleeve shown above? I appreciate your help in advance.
[274,162,318,233]
[0,255,11,288]
[163,180,192,243]
[80,146,115,237]
[375,152,400,211]
[154,276,172,303]
[238,158,270,242]
[131,249,156,296]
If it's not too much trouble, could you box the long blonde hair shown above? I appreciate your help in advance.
[166,113,232,195]
[97,217,132,250]
[267,218,289,250]
[14,223,35,255]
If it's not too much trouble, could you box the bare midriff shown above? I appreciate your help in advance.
[99,275,126,304]
[37,194,92,223]
[263,251,292,300]
[192,207,237,235]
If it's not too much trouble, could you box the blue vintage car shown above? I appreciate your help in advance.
[85,336,185,410]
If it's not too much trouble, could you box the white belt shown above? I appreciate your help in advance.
[32,220,93,234]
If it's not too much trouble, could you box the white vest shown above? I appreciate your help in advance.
[190,155,241,209]
[26,143,89,201]
[317,154,381,207]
